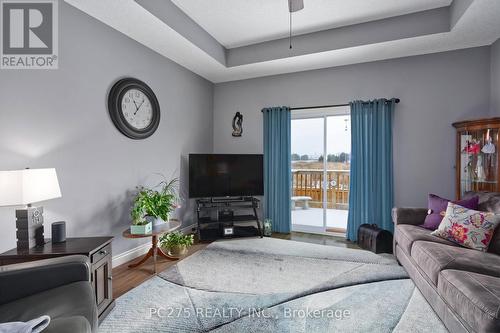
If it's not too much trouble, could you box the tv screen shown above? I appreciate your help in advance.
[189,154,264,198]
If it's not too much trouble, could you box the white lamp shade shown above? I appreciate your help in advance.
[0,168,62,206]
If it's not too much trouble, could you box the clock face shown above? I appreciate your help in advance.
[108,78,160,139]
[121,89,153,130]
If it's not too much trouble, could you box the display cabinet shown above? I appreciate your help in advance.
[453,118,500,199]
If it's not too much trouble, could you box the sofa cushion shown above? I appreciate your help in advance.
[438,270,500,333]
[395,224,458,256]
[422,193,479,230]
[431,202,500,252]
[463,191,500,255]
[0,281,97,333]
[412,241,500,286]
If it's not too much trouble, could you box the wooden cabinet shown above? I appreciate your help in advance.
[0,237,115,322]
[453,118,500,199]
[90,242,114,319]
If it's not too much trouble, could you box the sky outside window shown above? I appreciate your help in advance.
[291,116,351,158]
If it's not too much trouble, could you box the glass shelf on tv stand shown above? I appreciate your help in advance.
[196,197,262,240]
[196,197,260,209]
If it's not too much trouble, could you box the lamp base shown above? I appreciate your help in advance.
[16,206,45,249]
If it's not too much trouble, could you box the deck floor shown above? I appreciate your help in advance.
[292,208,348,230]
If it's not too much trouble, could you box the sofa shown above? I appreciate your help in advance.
[393,191,500,333]
[0,255,98,333]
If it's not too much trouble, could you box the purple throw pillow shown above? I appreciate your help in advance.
[421,194,479,230]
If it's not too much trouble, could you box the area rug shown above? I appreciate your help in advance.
[99,238,447,333]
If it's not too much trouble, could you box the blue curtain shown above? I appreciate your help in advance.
[263,106,291,233]
[346,99,395,241]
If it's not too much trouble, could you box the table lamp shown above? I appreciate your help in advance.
[0,168,62,249]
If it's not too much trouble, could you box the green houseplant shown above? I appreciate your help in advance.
[159,231,194,257]
[130,177,179,234]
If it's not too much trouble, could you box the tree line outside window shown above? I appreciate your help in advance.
[291,153,350,163]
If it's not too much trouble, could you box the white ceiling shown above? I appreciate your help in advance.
[65,0,500,83]
[171,0,452,48]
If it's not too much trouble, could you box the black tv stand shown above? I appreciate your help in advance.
[209,197,242,202]
[196,197,262,241]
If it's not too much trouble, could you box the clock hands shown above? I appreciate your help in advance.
[132,99,139,113]
[138,98,145,110]
[134,98,145,115]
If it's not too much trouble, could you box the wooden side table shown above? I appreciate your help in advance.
[123,219,181,274]
[0,237,115,322]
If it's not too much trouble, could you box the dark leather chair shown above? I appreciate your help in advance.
[0,255,98,333]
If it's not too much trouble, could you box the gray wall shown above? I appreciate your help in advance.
[0,3,214,255]
[213,47,491,208]
[491,39,500,115]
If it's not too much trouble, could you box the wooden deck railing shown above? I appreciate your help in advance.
[292,169,349,210]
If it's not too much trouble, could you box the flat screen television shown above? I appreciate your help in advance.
[189,154,264,198]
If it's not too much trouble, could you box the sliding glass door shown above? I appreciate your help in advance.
[291,117,325,231]
[291,107,350,235]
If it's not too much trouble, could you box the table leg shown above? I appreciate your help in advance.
[152,235,158,274]
[128,248,153,268]
[127,232,179,274]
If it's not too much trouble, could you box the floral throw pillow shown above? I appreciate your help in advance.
[431,202,500,251]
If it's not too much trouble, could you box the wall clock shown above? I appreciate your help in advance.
[108,78,160,139]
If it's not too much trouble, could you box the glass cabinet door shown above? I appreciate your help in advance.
[459,128,498,197]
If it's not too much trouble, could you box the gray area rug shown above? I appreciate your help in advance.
[99,238,448,333]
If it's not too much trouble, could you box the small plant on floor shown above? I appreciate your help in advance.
[131,177,179,226]
[159,231,194,257]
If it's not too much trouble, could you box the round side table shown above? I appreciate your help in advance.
[122,219,181,274]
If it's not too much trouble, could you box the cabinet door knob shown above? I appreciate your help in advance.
[108,276,113,280]
[99,250,107,255]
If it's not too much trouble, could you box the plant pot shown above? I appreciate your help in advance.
[130,221,152,234]
[164,244,188,258]
[146,215,170,226]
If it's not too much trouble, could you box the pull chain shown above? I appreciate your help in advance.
[289,11,292,49]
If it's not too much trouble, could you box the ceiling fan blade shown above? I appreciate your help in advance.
[288,0,304,13]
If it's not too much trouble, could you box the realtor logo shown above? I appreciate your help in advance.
[1,0,58,69]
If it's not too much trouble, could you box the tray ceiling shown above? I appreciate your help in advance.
[64,0,500,83]
[171,0,452,48]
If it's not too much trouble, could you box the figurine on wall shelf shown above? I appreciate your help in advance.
[232,111,243,137]
[476,155,486,182]
[463,139,481,154]
[482,129,496,180]
[482,129,496,154]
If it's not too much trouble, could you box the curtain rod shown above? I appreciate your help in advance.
[289,98,400,111]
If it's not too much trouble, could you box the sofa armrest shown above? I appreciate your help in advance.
[392,207,428,226]
[0,255,90,305]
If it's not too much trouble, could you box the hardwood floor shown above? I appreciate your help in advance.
[112,242,209,298]
[112,232,358,298]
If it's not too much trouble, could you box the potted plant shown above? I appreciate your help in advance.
[130,177,179,234]
[159,231,194,257]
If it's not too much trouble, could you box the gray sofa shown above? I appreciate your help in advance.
[393,191,500,333]
[0,255,98,333]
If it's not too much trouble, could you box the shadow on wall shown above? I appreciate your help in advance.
[85,188,146,254]
[68,190,130,235]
